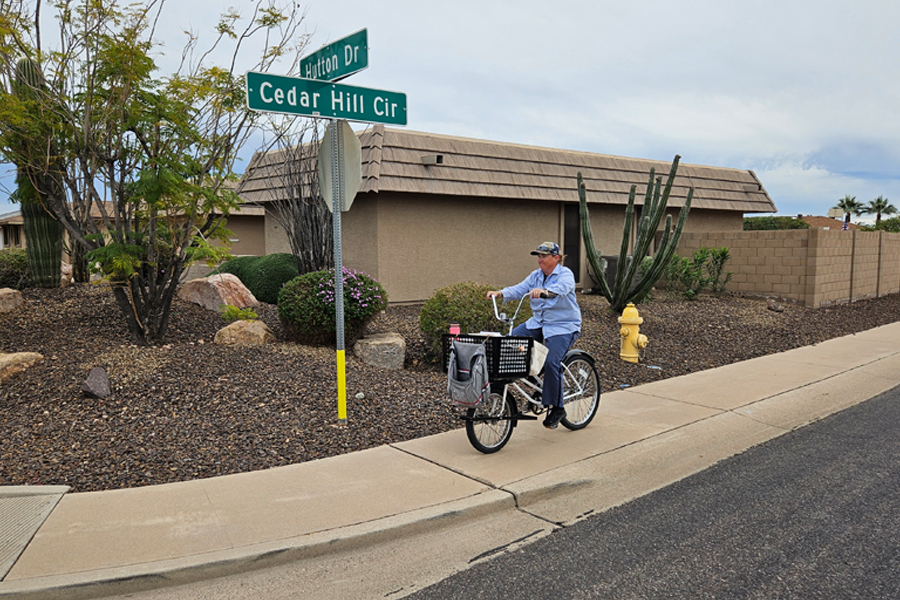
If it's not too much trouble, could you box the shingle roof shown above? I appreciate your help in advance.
[238,125,777,213]
[801,216,859,230]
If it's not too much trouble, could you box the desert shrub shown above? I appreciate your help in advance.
[212,253,299,304]
[663,250,708,300]
[211,255,256,280]
[277,267,388,346]
[418,281,533,361]
[743,216,810,230]
[0,248,32,289]
[240,253,299,304]
[661,247,732,300]
[872,215,900,233]
[220,304,259,322]
[705,247,733,298]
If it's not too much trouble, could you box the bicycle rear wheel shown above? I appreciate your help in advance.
[465,387,515,453]
[560,354,600,430]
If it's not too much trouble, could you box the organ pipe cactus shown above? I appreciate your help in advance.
[578,155,693,312]
[12,57,64,287]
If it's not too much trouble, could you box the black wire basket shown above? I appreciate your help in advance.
[442,334,533,379]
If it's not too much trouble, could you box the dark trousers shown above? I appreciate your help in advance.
[510,324,579,408]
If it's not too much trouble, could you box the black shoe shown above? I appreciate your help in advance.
[543,406,566,429]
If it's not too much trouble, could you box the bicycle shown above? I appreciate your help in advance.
[443,294,600,453]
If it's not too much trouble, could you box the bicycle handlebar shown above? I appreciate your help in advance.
[491,290,557,335]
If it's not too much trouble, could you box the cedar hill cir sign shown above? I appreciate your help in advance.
[245,72,407,125]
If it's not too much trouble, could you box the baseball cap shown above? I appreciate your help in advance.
[530,242,560,256]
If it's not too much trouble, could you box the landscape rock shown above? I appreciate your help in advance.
[767,298,784,313]
[82,367,111,399]
[214,320,276,346]
[178,274,258,312]
[354,332,406,370]
[0,288,24,313]
[0,352,43,383]
[61,263,74,288]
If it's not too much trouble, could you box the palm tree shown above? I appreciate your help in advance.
[834,194,865,227]
[865,195,898,225]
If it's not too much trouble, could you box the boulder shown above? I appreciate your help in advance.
[766,298,784,313]
[0,288,24,313]
[178,274,258,312]
[0,352,43,383]
[82,367,111,399]
[354,332,406,371]
[214,320,276,346]
[61,262,74,288]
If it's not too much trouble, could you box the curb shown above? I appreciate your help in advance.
[0,489,515,600]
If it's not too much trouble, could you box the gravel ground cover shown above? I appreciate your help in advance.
[2,284,899,493]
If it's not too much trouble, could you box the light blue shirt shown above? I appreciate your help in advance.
[500,264,581,337]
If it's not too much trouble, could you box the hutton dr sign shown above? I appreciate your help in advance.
[246,71,407,126]
[300,28,368,82]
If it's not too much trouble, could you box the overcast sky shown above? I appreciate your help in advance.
[2,0,898,222]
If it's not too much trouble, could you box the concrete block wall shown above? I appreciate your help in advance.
[806,228,854,307]
[851,232,881,301]
[677,230,811,303]
[879,232,900,296]
[678,229,900,308]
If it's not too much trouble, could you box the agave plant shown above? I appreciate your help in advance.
[579,155,693,312]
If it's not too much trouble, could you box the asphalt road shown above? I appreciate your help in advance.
[406,384,900,600]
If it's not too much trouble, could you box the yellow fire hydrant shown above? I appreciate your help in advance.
[618,303,649,363]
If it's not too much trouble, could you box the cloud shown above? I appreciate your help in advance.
[756,160,900,219]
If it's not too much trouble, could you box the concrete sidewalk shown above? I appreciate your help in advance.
[2,323,900,599]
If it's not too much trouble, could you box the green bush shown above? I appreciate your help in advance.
[241,253,299,304]
[663,250,708,300]
[220,304,259,322]
[872,216,900,233]
[212,253,299,304]
[705,247,733,298]
[418,281,533,361]
[0,248,32,289]
[211,255,256,280]
[743,216,810,230]
[277,267,388,346]
[661,247,732,300]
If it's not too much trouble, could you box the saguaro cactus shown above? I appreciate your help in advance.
[579,155,693,312]
[12,57,64,287]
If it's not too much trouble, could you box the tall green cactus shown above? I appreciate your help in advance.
[13,57,64,288]
[579,155,693,312]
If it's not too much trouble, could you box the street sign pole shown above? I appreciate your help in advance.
[246,28,406,425]
[330,120,348,425]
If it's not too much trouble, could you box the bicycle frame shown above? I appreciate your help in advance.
[487,293,582,417]
[498,353,593,415]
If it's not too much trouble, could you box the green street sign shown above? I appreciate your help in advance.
[300,28,368,82]
[246,71,407,125]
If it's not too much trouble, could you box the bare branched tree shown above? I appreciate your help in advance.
[239,116,333,274]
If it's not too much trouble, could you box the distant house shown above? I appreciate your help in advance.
[799,215,859,230]
[236,126,777,302]
[0,200,265,264]
[0,210,24,250]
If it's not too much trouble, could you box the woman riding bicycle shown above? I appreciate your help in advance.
[486,241,582,429]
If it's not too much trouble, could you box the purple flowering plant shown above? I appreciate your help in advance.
[277,266,388,346]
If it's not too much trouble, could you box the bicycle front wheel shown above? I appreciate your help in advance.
[465,387,515,453]
[561,354,600,430]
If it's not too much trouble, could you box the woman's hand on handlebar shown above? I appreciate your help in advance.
[486,290,502,300]
[530,288,558,299]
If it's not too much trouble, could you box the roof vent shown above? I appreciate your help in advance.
[421,154,443,165]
